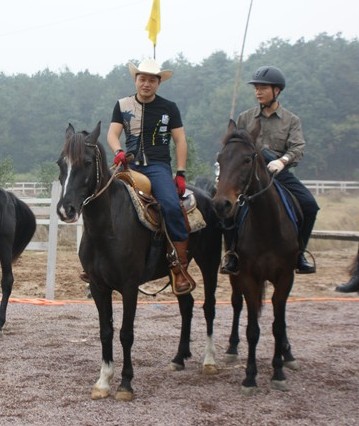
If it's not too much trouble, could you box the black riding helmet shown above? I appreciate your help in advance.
[248,66,286,91]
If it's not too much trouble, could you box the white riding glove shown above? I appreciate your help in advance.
[267,159,285,175]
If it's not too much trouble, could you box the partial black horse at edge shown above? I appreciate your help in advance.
[0,189,36,332]
[56,121,222,401]
[213,119,300,395]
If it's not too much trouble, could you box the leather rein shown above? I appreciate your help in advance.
[221,137,275,230]
[81,143,120,211]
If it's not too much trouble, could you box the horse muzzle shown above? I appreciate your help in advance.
[57,202,80,223]
[213,197,236,220]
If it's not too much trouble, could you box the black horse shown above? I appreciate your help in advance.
[56,122,222,401]
[0,189,36,332]
[213,120,299,394]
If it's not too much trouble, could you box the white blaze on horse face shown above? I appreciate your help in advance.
[62,158,72,197]
[58,158,79,222]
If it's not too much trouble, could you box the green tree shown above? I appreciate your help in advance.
[0,156,15,188]
[36,161,59,196]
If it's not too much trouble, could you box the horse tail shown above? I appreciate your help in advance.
[10,194,36,261]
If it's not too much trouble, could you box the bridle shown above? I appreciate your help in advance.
[81,143,120,210]
[219,136,275,230]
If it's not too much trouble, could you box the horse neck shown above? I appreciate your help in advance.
[82,175,116,230]
[247,175,283,228]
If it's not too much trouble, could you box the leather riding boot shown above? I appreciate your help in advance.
[335,275,359,293]
[220,251,240,275]
[296,252,316,274]
[168,240,196,296]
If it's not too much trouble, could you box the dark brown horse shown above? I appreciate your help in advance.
[213,119,299,394]
[56,122,222,401]
[0,189,36,332]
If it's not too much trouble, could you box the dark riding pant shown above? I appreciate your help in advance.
[131,162,188,241]
[275,169,320,248]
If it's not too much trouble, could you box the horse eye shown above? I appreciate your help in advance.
[244,156,252,164]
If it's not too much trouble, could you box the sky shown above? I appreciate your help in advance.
[0,0,357,77]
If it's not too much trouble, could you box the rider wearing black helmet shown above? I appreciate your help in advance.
[221,65,319,275]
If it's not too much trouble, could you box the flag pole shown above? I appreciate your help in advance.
[146,0,160,60]
[229,0,254,120]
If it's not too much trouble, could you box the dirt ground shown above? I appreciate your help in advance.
[8,246,359,301]
[1,247,359,425]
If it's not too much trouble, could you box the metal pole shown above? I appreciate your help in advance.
[229,0,254,120]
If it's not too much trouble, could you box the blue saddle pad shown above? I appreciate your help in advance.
[274,181,299,233]
[234,181,299,234]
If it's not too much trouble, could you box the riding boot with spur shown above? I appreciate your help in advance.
[296,253,316,274]
[296,212,317,274]
[335,275,359,293]
[168,240,196,296]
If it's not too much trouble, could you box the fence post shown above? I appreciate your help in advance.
[45,181,61,299]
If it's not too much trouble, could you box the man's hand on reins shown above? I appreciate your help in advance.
[174,170,186,196]
[114,149,127,166]
[267,159,285,175]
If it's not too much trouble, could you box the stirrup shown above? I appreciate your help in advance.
[220,250,240,275]
[169,267,196,296]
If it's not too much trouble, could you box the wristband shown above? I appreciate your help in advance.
[176,170,186,178]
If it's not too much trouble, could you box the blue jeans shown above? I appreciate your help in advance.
[131,162,188,241]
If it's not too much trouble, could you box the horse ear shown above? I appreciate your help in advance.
[228,118,237,132]
[86,121,101,145]
[66,123,75,138]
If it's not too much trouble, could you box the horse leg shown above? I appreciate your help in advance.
[115,289,138,401]
[226,275,243,362]
[90,286,115,400]
[241,292,261,396]
[201,262,219,375]
[282,332,299,370]
[170,293,194,371]
[270,280,294,391]
[0,252,14,333]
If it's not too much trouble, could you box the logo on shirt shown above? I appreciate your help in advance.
[162,114,169,125]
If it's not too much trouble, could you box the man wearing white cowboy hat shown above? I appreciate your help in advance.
[107,58,196,296]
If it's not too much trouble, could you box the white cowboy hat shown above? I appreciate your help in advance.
[128,58,173,82]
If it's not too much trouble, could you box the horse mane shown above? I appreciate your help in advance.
[64,131,88,166]
[222,127,256,150]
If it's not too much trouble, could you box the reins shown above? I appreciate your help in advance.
[81,143,121,210]
[220,136,275,230]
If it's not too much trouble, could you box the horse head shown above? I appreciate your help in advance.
[57,121,108,223]
[213,119,267,220]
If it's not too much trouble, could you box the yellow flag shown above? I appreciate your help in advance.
[146,0,161,46]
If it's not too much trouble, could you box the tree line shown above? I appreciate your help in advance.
[0,33,358,183]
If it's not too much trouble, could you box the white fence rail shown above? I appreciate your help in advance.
[7,180,359,197]
[302,180,359,195]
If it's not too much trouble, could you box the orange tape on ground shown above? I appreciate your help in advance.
[8,296,359,306]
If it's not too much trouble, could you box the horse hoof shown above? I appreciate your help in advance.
[202,364,218,375]
[115,389,134,402]
[225,353,238,364]
[284,360,299,371]
[169,361,184,371]
[271,380,289,392]
[241,385,257,396]
[91,387,111,400]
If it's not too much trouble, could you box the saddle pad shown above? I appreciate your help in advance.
[274,181,299,233]
[122,182,207,234]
